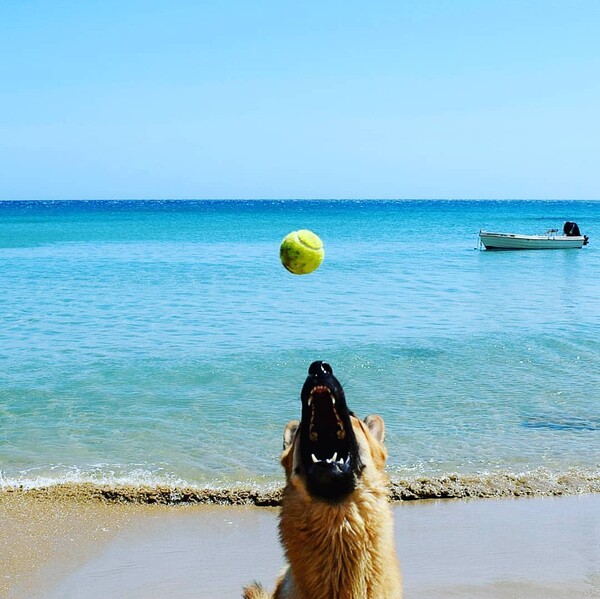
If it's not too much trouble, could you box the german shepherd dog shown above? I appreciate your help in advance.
[243,361,402,599]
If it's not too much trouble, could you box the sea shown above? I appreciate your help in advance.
[1,199,599,501]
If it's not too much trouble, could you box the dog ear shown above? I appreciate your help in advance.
[283,420,300,450]
[363,415,386,444]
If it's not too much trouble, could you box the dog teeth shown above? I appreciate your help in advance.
[312,452,345,465]
[308,386,336,407]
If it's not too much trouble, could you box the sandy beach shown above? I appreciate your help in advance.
[2,493,599,599]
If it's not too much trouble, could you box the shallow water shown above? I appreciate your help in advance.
[1,200,599,496]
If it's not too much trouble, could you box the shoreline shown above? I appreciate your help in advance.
[2,469,600,506]
[2,494,599,599]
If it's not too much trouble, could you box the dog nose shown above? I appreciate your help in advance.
[308,361,333,376]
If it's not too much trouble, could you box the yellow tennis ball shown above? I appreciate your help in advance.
[280,229,324,275]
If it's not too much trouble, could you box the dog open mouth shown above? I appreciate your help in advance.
[299,361,362,501]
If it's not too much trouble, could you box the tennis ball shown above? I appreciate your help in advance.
[280,229,324,275]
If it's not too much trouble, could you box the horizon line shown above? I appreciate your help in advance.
[1,197,599,202]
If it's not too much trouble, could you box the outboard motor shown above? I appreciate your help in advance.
[564,221,589,245]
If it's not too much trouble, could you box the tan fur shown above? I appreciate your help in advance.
[244,415,402,599]
[243,583,270,599]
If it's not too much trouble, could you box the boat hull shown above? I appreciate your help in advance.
[479,231,585,250]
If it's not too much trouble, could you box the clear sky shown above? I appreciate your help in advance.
[1,0,599,200]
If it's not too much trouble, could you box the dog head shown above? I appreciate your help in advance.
[281,361,387,503]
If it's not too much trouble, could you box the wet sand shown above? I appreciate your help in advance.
[0,494,138,598]
[2,494,599,599]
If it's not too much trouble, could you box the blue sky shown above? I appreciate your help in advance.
[1,1,599,200]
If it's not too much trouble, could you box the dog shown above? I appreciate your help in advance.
[243,361,402,599]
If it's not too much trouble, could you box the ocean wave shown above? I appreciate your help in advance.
[2,469,599,506]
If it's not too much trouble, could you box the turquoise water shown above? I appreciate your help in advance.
[1,200,599,492]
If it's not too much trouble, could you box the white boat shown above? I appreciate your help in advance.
[479,225,589,251]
